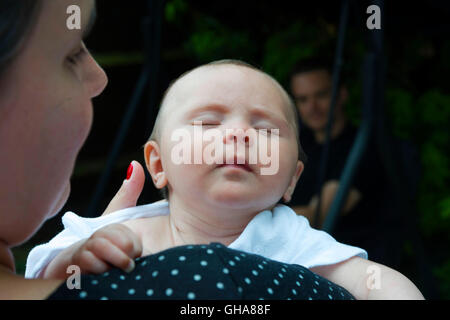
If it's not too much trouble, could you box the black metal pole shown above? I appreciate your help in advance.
[313,0,350,228]
[85,0,164,217]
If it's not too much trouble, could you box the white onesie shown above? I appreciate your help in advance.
[25,201,367,278]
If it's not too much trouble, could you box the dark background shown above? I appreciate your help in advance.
[13,0,450,299]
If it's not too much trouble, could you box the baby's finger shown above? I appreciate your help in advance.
[72,249,111,275]
[96,224,143,259]
[88,238,136,273]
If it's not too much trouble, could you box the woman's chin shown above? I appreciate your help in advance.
[49,182,71,218]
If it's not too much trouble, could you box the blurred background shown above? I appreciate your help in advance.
[13,0,450,299]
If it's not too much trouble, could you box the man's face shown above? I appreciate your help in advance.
[157,65,302,212]
[291,69,343,132]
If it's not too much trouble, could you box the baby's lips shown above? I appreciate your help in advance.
[218,157,253,172]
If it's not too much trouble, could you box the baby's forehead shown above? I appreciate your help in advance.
[163,64,291,118]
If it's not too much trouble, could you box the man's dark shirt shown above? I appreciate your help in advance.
[290,124,403,267]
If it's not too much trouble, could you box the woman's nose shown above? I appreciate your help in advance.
[84,53,108,99]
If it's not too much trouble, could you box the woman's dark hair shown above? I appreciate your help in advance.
[0,0,42,77]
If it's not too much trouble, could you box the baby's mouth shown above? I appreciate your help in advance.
[217,156,253,172]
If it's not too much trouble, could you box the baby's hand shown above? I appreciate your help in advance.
[72,224,143,274]
[43,224,143,279]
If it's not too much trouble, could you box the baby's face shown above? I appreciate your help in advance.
[155,65,302,212]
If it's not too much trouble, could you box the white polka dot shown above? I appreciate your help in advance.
[141,260,147,266]
[79,291,87,299]
[328,294,333,300]
[158,255,165,261]
[171,269,179,276]
[237,287,243,293]
[229,260,236,266]
[278,273,284,278]
[201,245,207,249]
[308,297,313,300]
[292,289,297,295]
[91,279,98,285]
[193,274,202,281]
[273,279,279,285]
[200,260,208,267]
[313,288,318,294]
[179,256,186,261]
[298,274,304,279]
[135,275,142,281]
[281,267,287,273]
[240,253,246,257]
[222,268,229,274]
[100,296,108,300]
[111,283,118,290]
[258,264,264,270]
[206,249,214,254]
[234,256,241,261]
[146,289,154,296]
[187,245,194,249]
[314,280,319,286]
[329,286,334,291]
[216,282,224,290]
[296,281,301,287]
[252,270,258,276]
[128,288,135,295]
[187,292,196,300]
[102,272,110,277]
[152,271,159,277]
[120,275,126,280]
[166,288,173,296]
[267,288,274,295]
[244,277,251,284]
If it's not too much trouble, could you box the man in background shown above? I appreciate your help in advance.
[289,57,402,268]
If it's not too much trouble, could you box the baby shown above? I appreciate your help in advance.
[26,60,424,299]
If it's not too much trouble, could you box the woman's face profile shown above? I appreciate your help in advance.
[0,0,107,246]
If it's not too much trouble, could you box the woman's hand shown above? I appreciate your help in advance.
[102,160,146,215]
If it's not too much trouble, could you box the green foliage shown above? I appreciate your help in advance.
[165,0,187,23]
[385,88,415,139]
[184,16,256,63]
[434,259,450,299]
[262,22,321,86]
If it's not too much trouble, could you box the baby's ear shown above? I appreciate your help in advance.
[282,160,304,203]
[144,141,168,189]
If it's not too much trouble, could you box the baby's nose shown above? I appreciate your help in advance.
[223,127,254,147]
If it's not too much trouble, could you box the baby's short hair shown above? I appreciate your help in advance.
[149,59,307,199]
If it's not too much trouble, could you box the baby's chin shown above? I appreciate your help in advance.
[207,187,277,211]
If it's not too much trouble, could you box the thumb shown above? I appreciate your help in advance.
[102,160,145,215]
